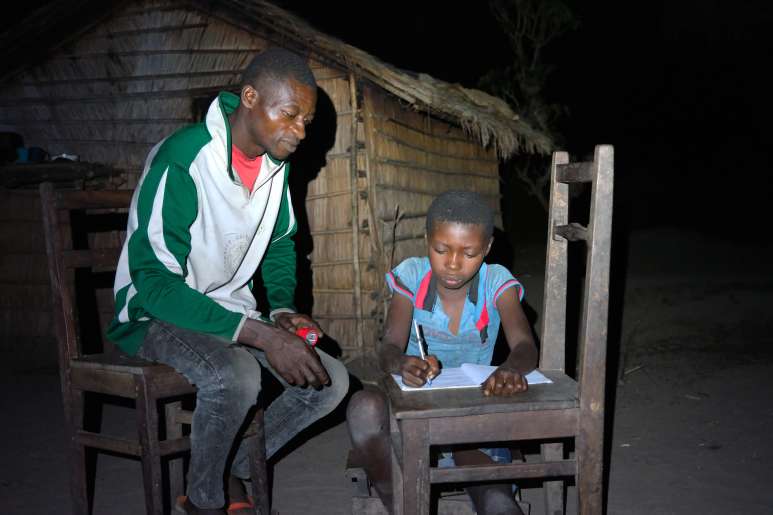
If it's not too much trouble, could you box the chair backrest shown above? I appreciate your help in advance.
[539,145,614,403]
[39,182,133,371]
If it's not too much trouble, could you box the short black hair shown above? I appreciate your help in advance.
[426,190,495,238]
[241,47,317,92]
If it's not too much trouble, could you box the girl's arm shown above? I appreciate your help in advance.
[378,293,439,386]
[482,287,539,396]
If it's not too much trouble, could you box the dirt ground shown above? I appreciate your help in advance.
[1,228,772,514]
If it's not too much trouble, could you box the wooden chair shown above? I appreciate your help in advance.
[39,182,270,515]
[355,145,613,515]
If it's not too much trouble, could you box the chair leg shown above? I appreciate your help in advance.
[542,442,565,515]
[68,388,90,515]
[248,408,270,515]
[136,379,164,515]
[388,408,404,515]
[398,419,430,515]
[576,423,604,515]
[165,401,185,504]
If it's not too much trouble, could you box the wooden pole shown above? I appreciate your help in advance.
[360,86,391,330]
[348,73,364,354]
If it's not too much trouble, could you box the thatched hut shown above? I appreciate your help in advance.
[0,0,550,371]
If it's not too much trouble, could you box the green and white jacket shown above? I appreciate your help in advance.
[107,92,297,355]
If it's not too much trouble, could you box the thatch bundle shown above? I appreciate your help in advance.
[203,0,552,158]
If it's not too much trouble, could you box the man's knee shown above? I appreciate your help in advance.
[203,346,261,409]
[318,354,349,410]
[312,350,348,402]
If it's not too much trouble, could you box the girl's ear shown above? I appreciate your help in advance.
[484,236,494,256]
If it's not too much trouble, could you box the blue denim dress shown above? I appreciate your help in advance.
[386,257,525,467]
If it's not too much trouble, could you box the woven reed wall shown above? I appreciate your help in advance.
[0,185,122,369]
[0,189,55,368]
[321,85,502,361]
[0,0,264,186]
[302,66,374,356]
[363,85,502,261]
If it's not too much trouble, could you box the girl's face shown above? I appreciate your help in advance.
[427,221,493,293]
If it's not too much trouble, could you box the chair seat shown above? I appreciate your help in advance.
[71,353,196,398]
[382,369,578,420]
[73,352,174,373]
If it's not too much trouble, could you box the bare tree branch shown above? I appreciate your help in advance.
[480,0,578,210]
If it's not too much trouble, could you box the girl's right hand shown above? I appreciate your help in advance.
[400,355,440,387]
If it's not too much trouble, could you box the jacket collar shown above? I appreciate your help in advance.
[206,91,285,183]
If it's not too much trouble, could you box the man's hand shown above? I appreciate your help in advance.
[400,355,440,387]
[238,318,329,388]
[482,365,528,396]
[273,312,324,338]
[264,334,330,388]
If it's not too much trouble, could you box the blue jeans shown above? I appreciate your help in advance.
[137,320,349,509]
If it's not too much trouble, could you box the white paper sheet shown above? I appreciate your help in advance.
[392,364,552,391]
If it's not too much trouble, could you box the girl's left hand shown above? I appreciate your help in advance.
[482,365,528,396]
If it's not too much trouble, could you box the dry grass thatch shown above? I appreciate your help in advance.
[1,0,552,157]
[192,0,554,158]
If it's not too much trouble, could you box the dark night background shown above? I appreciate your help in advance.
[274,0,773,241]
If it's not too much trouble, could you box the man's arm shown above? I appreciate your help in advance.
[244,166,329,387]
[260,166,297,319]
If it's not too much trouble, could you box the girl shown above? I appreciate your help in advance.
[347,190,537,515]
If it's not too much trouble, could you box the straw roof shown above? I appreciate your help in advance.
[200,0,553,158]
[0,0,553,157]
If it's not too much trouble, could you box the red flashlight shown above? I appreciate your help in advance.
[295,327,320,346]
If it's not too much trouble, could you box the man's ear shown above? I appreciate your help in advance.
[241,84,259,109]
[484,236,494,256]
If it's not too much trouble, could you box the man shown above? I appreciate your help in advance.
[107,47,349,515]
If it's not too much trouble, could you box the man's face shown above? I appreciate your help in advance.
[427,221,493,293]
[244,77,317,161]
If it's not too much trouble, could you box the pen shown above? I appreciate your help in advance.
[413,320,432,386]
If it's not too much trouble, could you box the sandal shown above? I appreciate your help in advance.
[227,498,254,513]
[174,495,228,514]
[172,481,255,513]
[226,475,255,514]
[173,496,189,514]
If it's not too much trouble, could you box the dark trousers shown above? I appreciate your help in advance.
[138,320,349,508]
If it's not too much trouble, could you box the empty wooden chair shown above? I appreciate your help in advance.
[39,182,270,515]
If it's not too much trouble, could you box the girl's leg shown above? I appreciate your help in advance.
[346,389,394,513]
[453,449,524,515]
